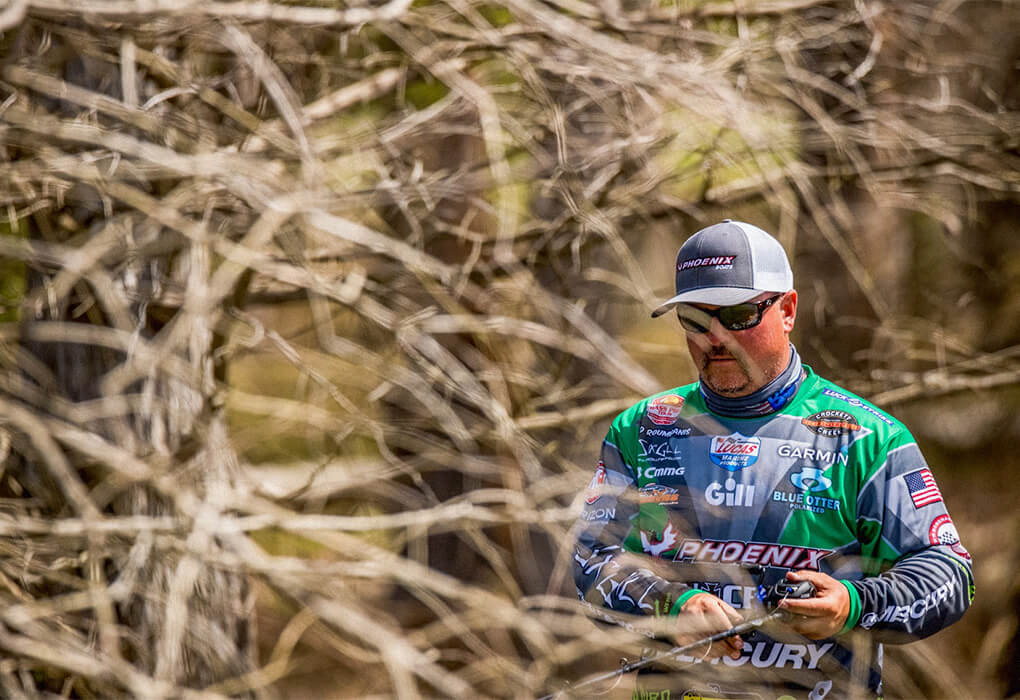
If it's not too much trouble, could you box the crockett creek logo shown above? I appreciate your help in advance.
[645,394,684,426]
[801,410,860,437]
[709,433,760,471]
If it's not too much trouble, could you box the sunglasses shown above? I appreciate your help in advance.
[676,294,784,334]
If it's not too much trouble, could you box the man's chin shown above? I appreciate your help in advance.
[702,368,751,396]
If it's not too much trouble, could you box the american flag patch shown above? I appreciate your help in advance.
[904,468,942,508]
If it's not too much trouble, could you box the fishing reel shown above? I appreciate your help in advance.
[757,579,816,608]
[746,565,816,608]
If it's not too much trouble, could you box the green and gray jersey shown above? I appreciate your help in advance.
[573,365,974,698]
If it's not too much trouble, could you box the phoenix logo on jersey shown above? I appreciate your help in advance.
[673,539,832,570]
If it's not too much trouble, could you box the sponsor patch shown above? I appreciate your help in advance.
[869,575,958,624]
[634,689,674,700]
[777,443,848,466]
[801,410,860,437]
[580,507,615,521]
[646,394,685,426]
[640,484,680,504]
[642,426,693,438]
[822,388,895,425]
[928,514,970,559]
[705,478,755,507]
[678,255,737,272]
[904,467,943,508]
[790,467,831,492]
[584,461,606,505]
[640,522,679,557]
[673,539,831,570]
[639,438,684,463]
[767,382,798,411]
[641,464,686,479]
[772,490,841,514]
[691,581,759,609]
[675,641,834,671]
[709,433,761,471]
[770,467,840,513]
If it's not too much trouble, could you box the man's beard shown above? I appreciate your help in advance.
[700,351,754,396]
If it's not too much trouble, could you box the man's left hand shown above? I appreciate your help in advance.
[777,570,850,640]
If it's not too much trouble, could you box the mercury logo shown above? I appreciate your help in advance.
[705,478,755,507]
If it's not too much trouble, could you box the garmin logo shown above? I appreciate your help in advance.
[777,443,848,466]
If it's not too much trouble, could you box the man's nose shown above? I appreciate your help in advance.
[703,317,728,346]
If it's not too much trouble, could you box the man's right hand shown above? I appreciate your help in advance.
[675,593,745,660]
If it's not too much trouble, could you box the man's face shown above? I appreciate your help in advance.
[682,291,798,397]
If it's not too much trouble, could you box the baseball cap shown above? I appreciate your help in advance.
[651,220,793,318]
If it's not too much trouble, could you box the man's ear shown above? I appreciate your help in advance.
[781,290,798,332]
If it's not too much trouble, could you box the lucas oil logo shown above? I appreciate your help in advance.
[646,394,684,425]
[709,433,760,471]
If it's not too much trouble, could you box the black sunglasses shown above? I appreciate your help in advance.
[676,294,784,334]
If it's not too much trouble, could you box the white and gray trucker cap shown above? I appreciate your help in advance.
[651,220,793,318]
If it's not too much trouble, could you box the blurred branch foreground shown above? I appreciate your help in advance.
[0,0,1018,697]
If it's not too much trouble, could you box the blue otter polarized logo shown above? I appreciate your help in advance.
[709,433,761,471]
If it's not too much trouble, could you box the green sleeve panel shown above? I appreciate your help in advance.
[669,589,709,615]
[838,580,862,634]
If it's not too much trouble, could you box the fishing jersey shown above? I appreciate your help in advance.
[573,366,974,699]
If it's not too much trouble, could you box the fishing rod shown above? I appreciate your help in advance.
[538,579,814,700]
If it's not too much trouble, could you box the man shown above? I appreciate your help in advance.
[573,220,974,699]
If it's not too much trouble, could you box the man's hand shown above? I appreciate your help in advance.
[676,593,745,660]
[777,570,850,639]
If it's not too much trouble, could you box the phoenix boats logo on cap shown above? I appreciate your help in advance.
[678,255,737,271]
[651,220,794,317]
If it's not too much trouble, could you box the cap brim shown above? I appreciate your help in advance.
[650,287,762,318]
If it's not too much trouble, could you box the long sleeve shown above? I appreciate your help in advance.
[572,422,697,617]
[842,438,974,643]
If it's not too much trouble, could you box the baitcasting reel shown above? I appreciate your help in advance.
[758,579,816,607]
